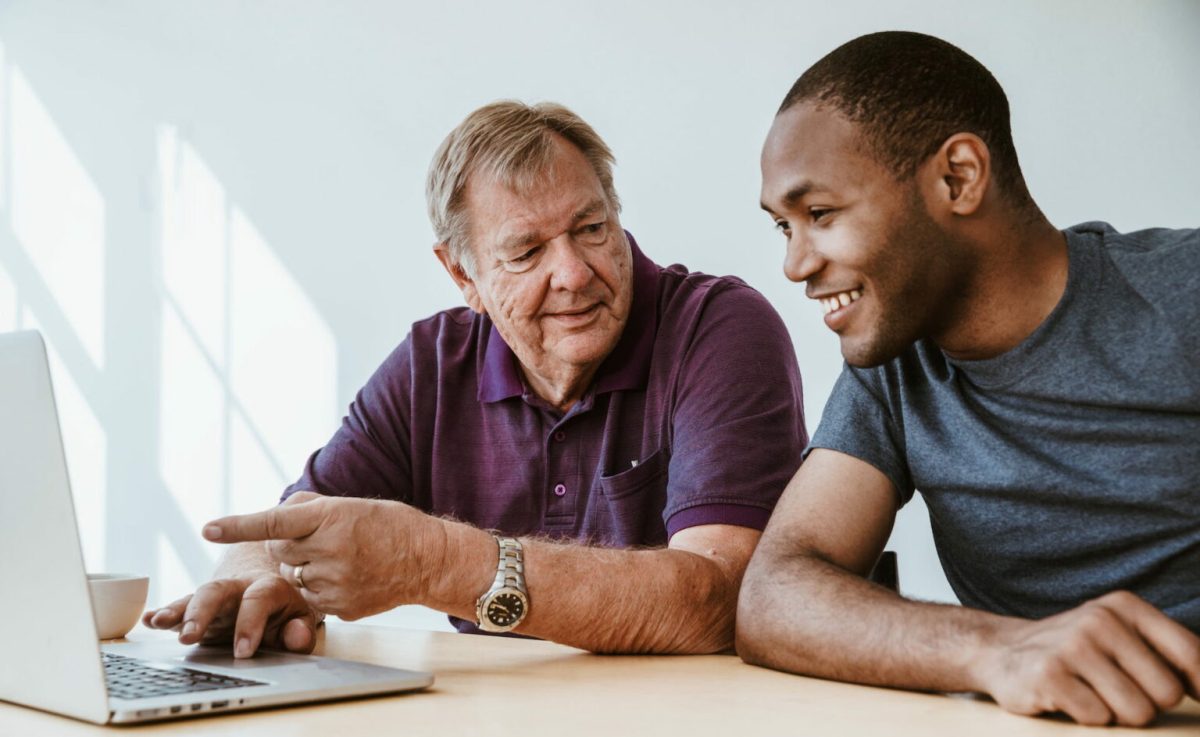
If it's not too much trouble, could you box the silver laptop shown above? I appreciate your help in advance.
[0,330,433,724]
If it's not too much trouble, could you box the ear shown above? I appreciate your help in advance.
[926,133,991,217]
[433,242,486,315]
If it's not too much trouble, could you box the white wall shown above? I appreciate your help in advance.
[1,1,1197,621]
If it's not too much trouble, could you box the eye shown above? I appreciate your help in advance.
[810,208,834,223]
[773,219,792,236]
[502,246,541,272]
[577,221,608,243]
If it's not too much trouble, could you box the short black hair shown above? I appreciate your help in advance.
[780,31,1035,211]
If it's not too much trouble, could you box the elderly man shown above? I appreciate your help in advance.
[737,32,1200,727]
[145,101,806,655]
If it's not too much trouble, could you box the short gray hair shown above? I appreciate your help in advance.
[426,100,621,277]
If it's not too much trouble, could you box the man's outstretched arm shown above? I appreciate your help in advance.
[736,448,1200,728]
[192,491,759,655]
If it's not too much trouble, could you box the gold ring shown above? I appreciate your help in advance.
[294,564,306,590]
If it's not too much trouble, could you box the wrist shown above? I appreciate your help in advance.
[419,519,496,618]
[962,612,1021,694]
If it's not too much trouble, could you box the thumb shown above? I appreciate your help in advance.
[280,616,317,653]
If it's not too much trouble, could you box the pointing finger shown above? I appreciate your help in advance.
[203,503,323,544]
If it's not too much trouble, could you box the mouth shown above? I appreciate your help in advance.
[814,288,862,330]
[545,303,602,326]
[817,289,863,316]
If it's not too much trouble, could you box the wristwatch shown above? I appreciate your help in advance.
[474,536,530,633]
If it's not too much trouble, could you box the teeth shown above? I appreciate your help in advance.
[819,289,863,315]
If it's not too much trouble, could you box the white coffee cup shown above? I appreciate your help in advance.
[88,573,149,640]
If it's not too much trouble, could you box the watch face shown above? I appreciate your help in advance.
[486,591,526,628]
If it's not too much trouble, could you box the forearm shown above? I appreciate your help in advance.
[737,550,1013,693]
[423,520,741,654]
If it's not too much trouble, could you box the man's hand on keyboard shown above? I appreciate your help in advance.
[142,573,320,658]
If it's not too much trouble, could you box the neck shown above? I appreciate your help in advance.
[936,216,1067,361]
[521,363,600,414]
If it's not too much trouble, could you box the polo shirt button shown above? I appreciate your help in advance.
[554,483,566,497]
[554,431,566,442]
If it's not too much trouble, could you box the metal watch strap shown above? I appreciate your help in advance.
[492,536,526,593]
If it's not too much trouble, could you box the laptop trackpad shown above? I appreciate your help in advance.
[181,647,317,670]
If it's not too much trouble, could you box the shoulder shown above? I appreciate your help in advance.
[644,264,803,405]
[657,263,761,304]
[1072,221,1200,342]
[372,306,487,386]
[1075,221,1199,295]
[654,264,790,341]
[1081,221,1200,259]
[408,305,482,344]
[814,343,946,502]
[406,306,489,360]
[829,341,953,420]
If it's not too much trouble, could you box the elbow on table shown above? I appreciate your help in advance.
[579,617,733,656]
[588,628,732,656]
[587,577,738,655]
[733,580,773,666]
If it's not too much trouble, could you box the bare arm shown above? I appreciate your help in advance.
[737,448,989,688]
[425,520,760,654]
[736,449,1200,727]
[203,493,759,655]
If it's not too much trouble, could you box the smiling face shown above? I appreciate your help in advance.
[760,102,972,367]
[452,135,633,398]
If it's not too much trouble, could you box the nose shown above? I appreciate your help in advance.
[548,236,595,292]
[783,231,824,284]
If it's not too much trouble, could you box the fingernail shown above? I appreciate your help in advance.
[182,621,198,637]
[202,524,222,540]
[235,638,251,658]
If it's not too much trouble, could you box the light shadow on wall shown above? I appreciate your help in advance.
[0,36,339,602]
[0,43,108,569]
[156,125,338,591]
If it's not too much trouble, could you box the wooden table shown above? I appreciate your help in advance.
[1,623,1197,735]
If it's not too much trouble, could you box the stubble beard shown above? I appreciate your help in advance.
[844,200,967,368]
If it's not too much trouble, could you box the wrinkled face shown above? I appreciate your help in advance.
[760,102,968,367]
[460,136,633,384]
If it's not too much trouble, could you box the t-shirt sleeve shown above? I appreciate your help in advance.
[807,363,914,506]
[282,339,414,503]
[662,284,808,536]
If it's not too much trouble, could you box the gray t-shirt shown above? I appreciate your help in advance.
[811,221,1200,632]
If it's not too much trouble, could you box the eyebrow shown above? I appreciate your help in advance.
[498,231,542,254]
[497,199,608,253]
[573,198,607,221]
[760,181,824,213]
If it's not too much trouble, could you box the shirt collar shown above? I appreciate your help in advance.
[477,230,660,403]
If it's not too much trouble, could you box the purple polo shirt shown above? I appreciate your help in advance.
[285,234,807,625]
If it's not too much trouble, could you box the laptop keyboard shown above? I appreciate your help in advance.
[102,652,266,700]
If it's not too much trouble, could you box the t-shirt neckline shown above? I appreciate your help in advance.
[943,226,1100,389]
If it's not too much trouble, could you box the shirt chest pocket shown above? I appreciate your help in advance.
[591,448,670,545]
